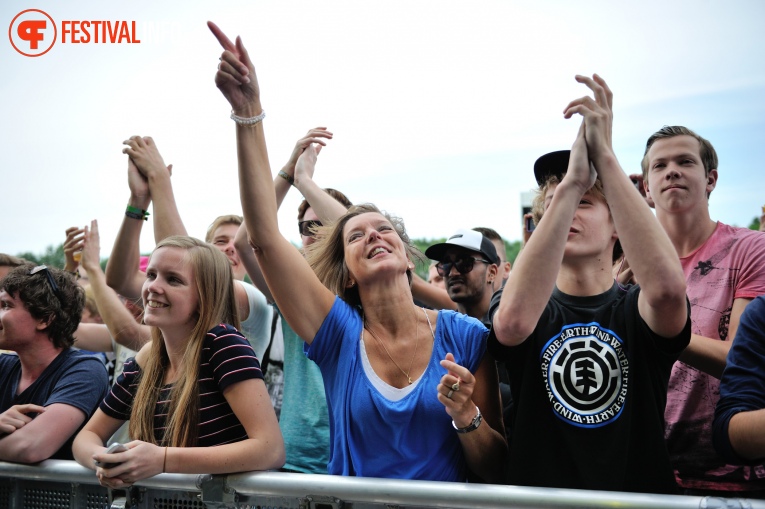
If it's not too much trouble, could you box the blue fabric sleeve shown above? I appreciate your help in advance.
[713,296,765,464]
[45,354,109,419]
[436,310,488,373]
[305,297,355,362]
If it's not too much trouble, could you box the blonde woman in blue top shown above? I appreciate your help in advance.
[209,21,506,482]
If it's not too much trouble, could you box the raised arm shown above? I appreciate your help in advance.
[292,142,348,223]
[121,136,183,243]
[79,220,150,352]
[105,157,151,299]
[234,128,341,303]
[274,127,333,209]
[493,123,594,346]
[63,226,85,274]
[564,74,687,339]
[411,274,457,311]
[209,21,334,343]
[233,220,273,301]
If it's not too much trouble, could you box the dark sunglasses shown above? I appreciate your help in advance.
[436,257,491,277]
[29,265,61,300]
[298,220,322,237]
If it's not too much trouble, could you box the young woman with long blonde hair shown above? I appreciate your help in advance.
[208,22,506,482]
[73,236,284,488]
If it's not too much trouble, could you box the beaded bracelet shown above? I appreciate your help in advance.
[230,109,266,126]
[278,170,295,186]
[126,205,150,221]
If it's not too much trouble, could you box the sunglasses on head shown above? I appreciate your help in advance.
[29,265,61,300]
[435,257,491,277]
[298,220,322,237]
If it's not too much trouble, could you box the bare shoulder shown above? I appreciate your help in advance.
[134,341,153,368]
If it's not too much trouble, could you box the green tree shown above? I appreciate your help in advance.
[16,243,66,269]
[412,237,446,280]
[748,216,761,231]
[504,239,522,265]
[15,243,109,271]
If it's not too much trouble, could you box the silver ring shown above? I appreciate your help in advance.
[447,389,454,399]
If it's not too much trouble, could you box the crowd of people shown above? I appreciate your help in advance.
[1,20,764,498]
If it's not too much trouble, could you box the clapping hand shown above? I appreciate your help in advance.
[283,128,333,183]
[563,74,614,165]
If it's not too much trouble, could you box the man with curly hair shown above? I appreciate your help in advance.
[0,264,108,462]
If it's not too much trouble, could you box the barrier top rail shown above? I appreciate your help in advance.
[1,460,763,509]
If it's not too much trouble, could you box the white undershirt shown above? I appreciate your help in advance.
[358,308,436,402]
[359,338,421,401]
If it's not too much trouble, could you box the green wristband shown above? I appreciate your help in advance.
[126,205,150,221]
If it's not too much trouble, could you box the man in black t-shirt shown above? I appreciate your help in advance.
[490,75,690,494]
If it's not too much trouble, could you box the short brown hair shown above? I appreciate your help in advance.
[0,253,27,269]
[297,188,352,221]
[205,215,243,243]
[305,204,424,309]
[641,125,718,181]
[1,265,84,348]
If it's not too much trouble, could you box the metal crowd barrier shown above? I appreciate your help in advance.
[1,460,763,509]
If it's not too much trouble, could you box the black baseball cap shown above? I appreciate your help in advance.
[534,150,570,186]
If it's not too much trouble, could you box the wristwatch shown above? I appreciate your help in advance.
[452,406,482,434]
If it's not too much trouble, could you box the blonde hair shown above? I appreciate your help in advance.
[129,236,240,447]
[305,204,424,309]
[205,215,242,243]
[531,175,607,226]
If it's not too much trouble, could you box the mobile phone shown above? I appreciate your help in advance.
[95,442,127,468]
[525,216,536,233]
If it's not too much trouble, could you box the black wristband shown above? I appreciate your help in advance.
[125,211,145,221]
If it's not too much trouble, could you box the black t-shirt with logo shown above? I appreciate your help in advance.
[488,283,690,494]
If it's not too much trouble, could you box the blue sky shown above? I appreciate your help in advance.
[2,0,764,257]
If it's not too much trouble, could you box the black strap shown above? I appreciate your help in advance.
[260,309,280,372]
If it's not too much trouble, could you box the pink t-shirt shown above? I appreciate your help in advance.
[665,222,765,491]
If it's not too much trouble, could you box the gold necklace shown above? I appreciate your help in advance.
[364,306,423,385]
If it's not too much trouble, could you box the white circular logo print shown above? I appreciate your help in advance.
[540,324,628,428]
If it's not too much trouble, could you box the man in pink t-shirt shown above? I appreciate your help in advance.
[642,126,765,497]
